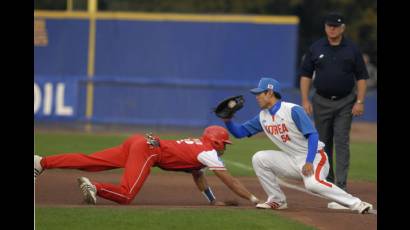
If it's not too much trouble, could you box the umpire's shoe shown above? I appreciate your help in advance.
[77,177,97,205]
[34,155,43,181]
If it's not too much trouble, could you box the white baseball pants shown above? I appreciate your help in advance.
[251,149,362,208]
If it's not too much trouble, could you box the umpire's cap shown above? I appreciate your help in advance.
[250,77,282,99]
[324,12,345,26]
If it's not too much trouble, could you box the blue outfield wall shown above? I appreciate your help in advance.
[89,80,377,126]
[34,13,376,126]
[94,20,298,88]
[34,19,89,76]
[34,76,377,125]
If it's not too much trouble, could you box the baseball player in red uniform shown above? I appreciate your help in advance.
[34,126,260,206]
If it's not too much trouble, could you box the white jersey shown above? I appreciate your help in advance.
[259,102,325,159]
[250,102,364,210]
[197,150,226,170]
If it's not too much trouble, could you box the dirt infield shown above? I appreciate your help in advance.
[35,170,376,230]
[350,122,376,142]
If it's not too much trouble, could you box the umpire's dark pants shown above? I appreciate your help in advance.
[312,91,356,191]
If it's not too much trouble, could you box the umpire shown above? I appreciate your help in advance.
[299,12,369,191]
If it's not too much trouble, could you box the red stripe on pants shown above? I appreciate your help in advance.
[315,150,333,188]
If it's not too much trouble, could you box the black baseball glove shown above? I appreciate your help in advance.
[213,95,245,119]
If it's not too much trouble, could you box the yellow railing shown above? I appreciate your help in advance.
[34,10,299,25]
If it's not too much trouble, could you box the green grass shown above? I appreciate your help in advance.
[35,207,316,230]
[34,132,376,181]
[348,142,377,181]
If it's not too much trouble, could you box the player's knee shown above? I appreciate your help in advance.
[116,188,137,205]
[304,179,322,193]
[252,152,264,167]
[116,194,135,205]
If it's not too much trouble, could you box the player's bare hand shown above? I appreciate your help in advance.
[302,100,313,116]
[223,199,239,206]
[302,163,314,177]
[211,200,228,206]
[249,195,260,204]
[352,103,364,116]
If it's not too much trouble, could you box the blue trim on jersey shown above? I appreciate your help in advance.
[242,115,263,136]
[225,115,263,138]
[268,100,282,116]
[225,120,252,138]
[291,105,319,163]
[306,132,319,163]
[291,106,317,136]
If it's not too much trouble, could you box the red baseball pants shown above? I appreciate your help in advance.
[41,135,160,204]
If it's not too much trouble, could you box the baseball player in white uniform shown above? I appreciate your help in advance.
[221,77,373,214]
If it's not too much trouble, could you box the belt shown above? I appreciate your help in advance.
[316,90,350,101]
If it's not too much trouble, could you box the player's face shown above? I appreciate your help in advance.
[255,91,272,109]
[217,143,227,156]
[325,24,344,39]
[217,149,225,156]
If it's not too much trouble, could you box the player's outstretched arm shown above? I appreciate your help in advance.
[213,170,259,204]
[192,170,208,191]
[192,170,223,205]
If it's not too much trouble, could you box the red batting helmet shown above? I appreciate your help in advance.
[202,125,232,151]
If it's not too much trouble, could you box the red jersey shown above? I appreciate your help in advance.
[156,138,226,172]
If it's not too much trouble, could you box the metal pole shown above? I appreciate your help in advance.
[85,0,98,132]
[66,0,73,11]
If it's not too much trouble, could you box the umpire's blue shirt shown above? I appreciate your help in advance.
[300,36,369,97]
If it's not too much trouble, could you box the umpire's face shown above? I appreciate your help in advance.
[325,24,345,39]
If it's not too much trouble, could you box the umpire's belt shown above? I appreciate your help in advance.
[316,90,350,101]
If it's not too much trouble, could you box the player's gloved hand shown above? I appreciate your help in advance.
[213,95,245,119]
[302,163,314,177]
